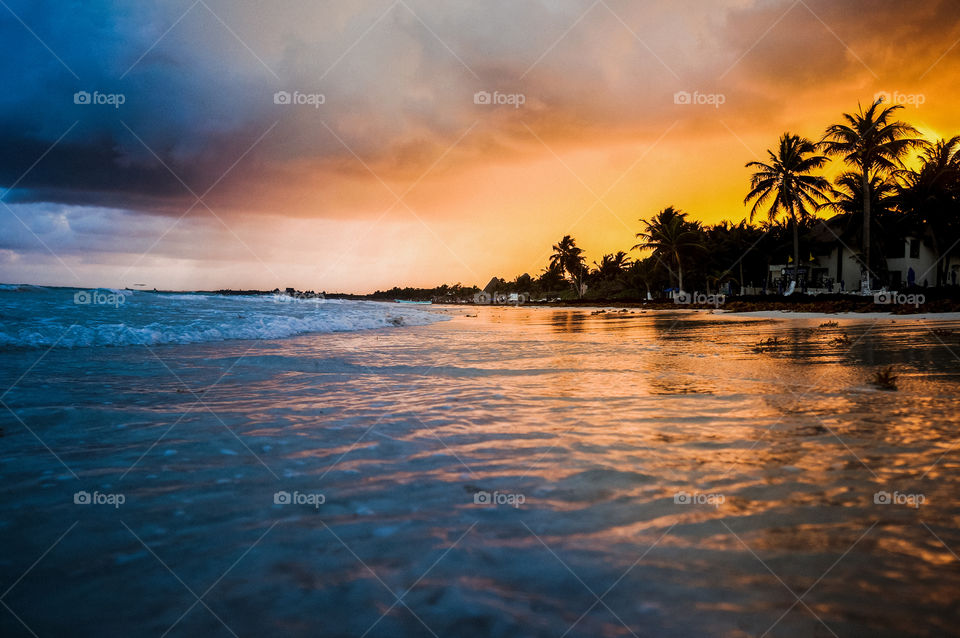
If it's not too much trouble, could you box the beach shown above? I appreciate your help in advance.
[2,293,960,636]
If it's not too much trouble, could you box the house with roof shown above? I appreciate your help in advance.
[765,215,956,293]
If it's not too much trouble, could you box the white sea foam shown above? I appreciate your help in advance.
[0,287,446,348]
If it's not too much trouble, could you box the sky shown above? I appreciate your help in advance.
[1,0,959,292]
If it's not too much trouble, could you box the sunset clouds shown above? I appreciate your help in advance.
[2,0,960,290]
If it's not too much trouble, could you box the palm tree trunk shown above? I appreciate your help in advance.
[862,169,871,288]
[934,236,945,288]
[675,250,684,292]
[792,213,800,287]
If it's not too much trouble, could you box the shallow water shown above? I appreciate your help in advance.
[2,305,960,637]
[0,285,446,348]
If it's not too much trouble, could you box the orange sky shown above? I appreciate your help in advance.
[3,0,960,291]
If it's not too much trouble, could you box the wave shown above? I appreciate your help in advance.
[0,283,50,292]
[0,299,447,349]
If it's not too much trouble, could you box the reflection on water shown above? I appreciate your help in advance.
[2,307,960,637]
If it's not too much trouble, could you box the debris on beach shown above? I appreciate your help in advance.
[831,333,852,346]
[870,366,898,391]
[752,336,781,352]
[819,321,839,328]
[932,328,954,337]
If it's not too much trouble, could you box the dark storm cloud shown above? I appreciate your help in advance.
[2,0,960,217]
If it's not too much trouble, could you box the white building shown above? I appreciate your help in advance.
[766,215,954,293]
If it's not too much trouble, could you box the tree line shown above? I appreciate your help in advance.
[519,99,960,300]
[380,99,960,302]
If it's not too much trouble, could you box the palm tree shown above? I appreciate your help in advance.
[820,171,899,260]
[896,136,960,285]
[632,206,703,292]
[625,257,660,299]
[822,172,899,218]
[745,133,832,287]
[712,220,766,295]
[820,100,924,284]
[593,251,631,281]
[549,235,587,297]
[538,262,566,293]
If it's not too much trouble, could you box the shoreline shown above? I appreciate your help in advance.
[439,297,960,316]
[206,288,960,315]
[448,304,960,322]
[8,283,960,317]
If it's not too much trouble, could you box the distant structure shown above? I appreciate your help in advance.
[473,276,529,305]
[763,214,955,293]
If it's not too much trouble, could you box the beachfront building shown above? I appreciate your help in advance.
[763,214,955,293]
[804,236,935,292]
[885,237,938,288]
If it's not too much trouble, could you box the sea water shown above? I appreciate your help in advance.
[1,297,959,637]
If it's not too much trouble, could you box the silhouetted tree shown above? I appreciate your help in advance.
[745,133,831,286]
[820,100,924,282]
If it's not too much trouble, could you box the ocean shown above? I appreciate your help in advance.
[1,288,959,636]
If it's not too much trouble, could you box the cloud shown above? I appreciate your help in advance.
[5,1,959,209]
[3,0,960,289]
